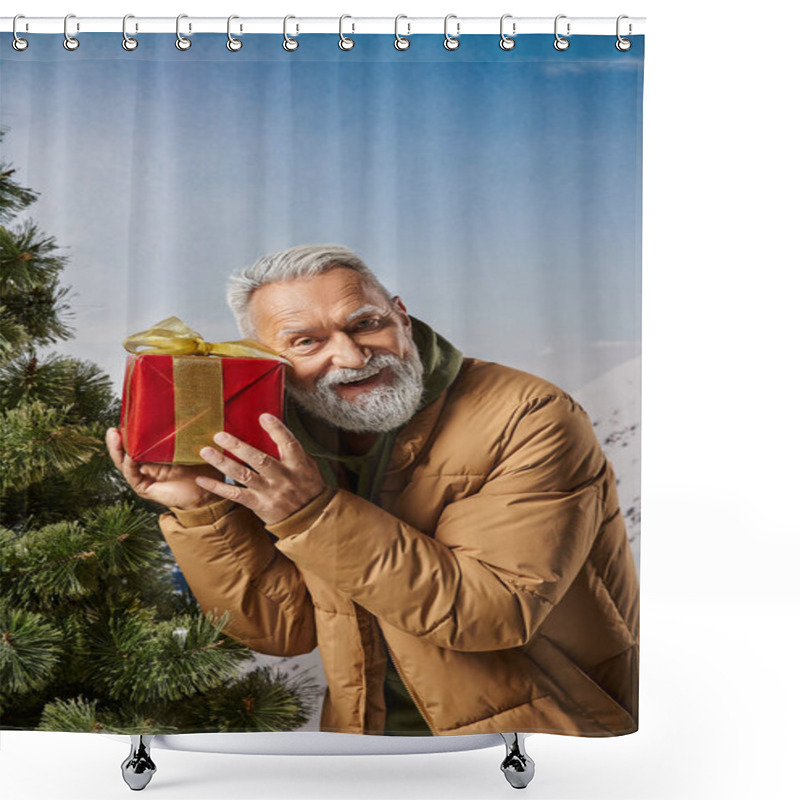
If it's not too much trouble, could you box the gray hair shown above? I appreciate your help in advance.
[227,244,393,338]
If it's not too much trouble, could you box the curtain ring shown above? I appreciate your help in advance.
[339,14,355,50]
[554,14,570,51]
[176,14,191,51]
[443,14,460,51]
[616,15,632,51]
[283,15,299,51]
[63,13,79,51]
[394,15,410,50]
[499,14,515,50]
[122,14,138,51]
[227,15,242,51]
[12,15,28,51]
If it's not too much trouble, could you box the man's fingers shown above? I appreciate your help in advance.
[199,446,264,487]
[195,475,251,506]
[258,414,304,464]
[106,427,147,490]
[105,427,125,472]
[120,454,149,492]
[106,427,143,484]
[211,431,279,475]
[106,427,155,496]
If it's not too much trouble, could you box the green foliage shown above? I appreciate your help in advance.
[0,222,66,295]
[38,696,101,733]
[0,129,38,222]
[1,504,172,611]
[0,223,72,354]
[0,130,320,735]
[36,664,321,735]
[181,665,320,732]
[87,610,253,703]
[0,608,64,694]
[83,504,168,577]
[0,172,37,223]
[0,279,72,353]
[13,521,99,604]
[0,401,103,494]
[0,355,115,422]
[38,696,183,735]
[0,307,28,364]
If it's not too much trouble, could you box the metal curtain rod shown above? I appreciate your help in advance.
[0,16,645,36]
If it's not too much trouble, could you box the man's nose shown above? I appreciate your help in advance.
[329,332,371,369]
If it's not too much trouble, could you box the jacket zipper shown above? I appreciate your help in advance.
[383,639,438,735]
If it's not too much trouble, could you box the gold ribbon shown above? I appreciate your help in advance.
[123,316,290,363]
[172,357,225,464]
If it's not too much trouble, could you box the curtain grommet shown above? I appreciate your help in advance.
[443,14,460,51]
[175,14,191,51]
[615,15,632,51]
[339,15,355,50]
[499,14,516,50]
[554,15,570,51]
[283,15,299,51]
[122,14,138,51]
[394,15,410,50]
[12,15,28,51]
[63,14,79,51]
[227,15,243,51]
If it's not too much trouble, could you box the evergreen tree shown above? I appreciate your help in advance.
[0,129,319,733]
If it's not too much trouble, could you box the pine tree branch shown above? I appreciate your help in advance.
[0,355,115,421]
[0,281,73,349]
[83,503,166,578]
[0,608,63,694]
[0,306,29,366]
[170,665,322,733]
[87,610,254,704]
[37,696,101,733]
[0,521,99,606]
[0,400,104,493]
[0,129,38,221]
[0,222,67,295]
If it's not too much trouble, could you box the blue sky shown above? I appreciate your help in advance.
[1,33,643,391]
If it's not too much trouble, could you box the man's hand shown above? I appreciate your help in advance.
[195,413,328,527]
[106,428,224,510]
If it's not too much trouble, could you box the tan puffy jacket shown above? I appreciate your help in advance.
[160,357,639,737]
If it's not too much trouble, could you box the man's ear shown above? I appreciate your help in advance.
[391,296,412,328]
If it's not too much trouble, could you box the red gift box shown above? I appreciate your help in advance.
[119,319,286,465]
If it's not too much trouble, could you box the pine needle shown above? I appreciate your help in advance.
[0,608,63,693]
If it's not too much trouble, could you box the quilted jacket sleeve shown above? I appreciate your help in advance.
[159,498,317,656]
[270,394,608,652]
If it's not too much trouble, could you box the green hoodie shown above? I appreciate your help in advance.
[282,315,463,735]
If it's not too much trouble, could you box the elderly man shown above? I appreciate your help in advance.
[106,244,639,738]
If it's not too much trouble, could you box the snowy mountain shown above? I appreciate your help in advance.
[574,355,642,572]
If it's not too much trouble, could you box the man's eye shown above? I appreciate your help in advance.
[294,339,316,348]
[355,319,380,330]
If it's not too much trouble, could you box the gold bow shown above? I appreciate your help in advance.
[123,316,290,363]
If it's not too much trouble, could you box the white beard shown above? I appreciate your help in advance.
[284,346,425,433]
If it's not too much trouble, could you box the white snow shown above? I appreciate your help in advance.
[574,356,642,572]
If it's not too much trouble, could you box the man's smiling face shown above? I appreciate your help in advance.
[248,266,425,433]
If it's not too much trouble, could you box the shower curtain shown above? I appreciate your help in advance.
[0,29,643,739]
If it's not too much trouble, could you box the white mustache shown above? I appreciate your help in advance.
[322,356,396,387]
[285,345,424,433]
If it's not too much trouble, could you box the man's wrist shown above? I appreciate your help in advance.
[169,498,237,527]
[267,487,337,539]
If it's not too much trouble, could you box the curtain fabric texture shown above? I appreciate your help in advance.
[0,32,644,737]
